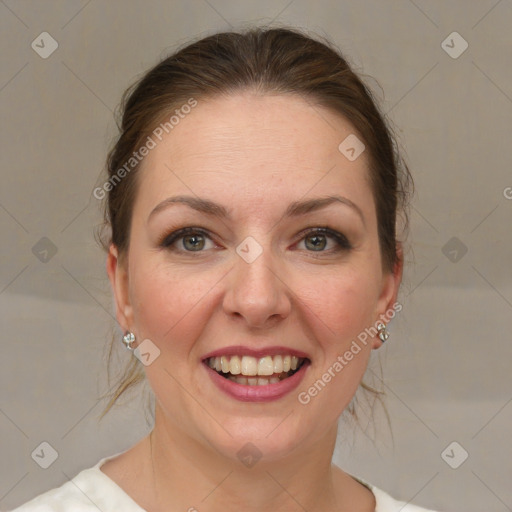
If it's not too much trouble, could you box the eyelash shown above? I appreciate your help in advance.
[159,226,352,255]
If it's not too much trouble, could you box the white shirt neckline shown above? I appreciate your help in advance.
[87,451,431,512]
[14,450,437,511]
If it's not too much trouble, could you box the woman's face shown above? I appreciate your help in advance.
[108,92,401,462]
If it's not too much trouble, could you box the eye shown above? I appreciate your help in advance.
[160,227,216,253]
[159,226,352,255]
[296,227,352,253]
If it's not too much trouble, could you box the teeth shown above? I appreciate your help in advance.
[257,356,274,376]
[227,375,275,386]
[273,355,283,373]
[241,356,258,376]
[229,355,241,375]
[207,354,306,378]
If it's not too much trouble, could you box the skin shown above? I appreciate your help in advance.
[105,91,403,511]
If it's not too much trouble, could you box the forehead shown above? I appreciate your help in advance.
[136,92,374,222]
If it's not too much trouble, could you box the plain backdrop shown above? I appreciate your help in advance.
[1,1,511,510]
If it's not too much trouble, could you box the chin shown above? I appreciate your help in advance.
[196,413,315,466]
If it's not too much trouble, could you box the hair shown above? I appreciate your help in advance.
[96,26,414,426]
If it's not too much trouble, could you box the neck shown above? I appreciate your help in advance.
[139,404,370,512]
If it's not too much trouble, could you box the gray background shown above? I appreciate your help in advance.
[1,1,511,510]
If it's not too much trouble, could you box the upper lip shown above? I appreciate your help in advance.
[202,345,311,361]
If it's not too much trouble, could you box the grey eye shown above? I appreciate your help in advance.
[182,234,206,251]
[304,233,327,251]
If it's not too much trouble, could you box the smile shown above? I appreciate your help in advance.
[206,355,307,386]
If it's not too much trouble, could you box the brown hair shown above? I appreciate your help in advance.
[97,26,414,422]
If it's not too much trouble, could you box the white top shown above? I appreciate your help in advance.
[10,452,438,512]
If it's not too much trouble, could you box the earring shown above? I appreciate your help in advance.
[377,322,389,343]
[122,331,136,351]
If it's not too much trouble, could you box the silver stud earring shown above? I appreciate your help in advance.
[377,322,389,343]
[122,332,136,351]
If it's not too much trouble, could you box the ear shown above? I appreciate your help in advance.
[372,241,404,349]
[106,244,133,333]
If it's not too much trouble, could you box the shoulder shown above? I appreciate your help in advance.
[9,467,106,512]
[371,486,439,512]
[9,454,144,512]
[353,475,440,512]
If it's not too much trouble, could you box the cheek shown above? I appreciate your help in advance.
[129,261,214,354]
[300,267,378,343]
[295,273,376,413]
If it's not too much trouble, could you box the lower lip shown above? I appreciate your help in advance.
[203,361,309,402]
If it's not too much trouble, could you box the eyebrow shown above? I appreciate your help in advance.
[149,194,365,227]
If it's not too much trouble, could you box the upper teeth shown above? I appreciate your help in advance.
[207,355,302,376]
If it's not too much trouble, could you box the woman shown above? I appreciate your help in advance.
[13,27,438,511]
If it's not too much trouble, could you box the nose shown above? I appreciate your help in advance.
[222,243,292,329]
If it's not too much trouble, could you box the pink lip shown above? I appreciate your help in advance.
[202,345,311,360]
[203,359,310,402]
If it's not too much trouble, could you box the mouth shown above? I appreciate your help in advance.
[205,354,308,386]
[202,349,311,402]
